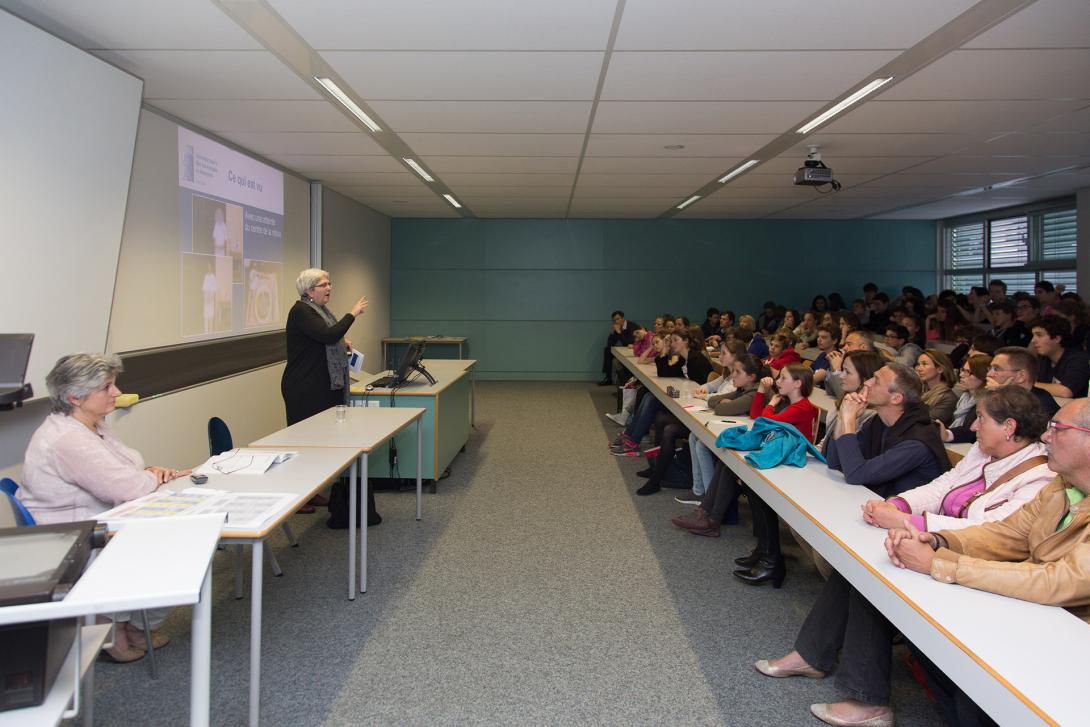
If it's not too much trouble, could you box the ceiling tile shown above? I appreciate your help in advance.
[882,49,1090,100]
[577,173,712,188]
[1028,105,1090,133]
[592,101,824,134]
[585,134,775,157]
[451,186,572,199]
[400,133,585,156]
[92,50,318,100]
[757,155,935,175]
[151,99,358,133]
[325,184,437,198]
[306,171,424,186]
[615,0,976,50]
[0,0,262,49]
[369,101,592,133]
[579,156,743,174]
[422,156,580,173]
[963,133,1090,157]
[216,131,386,156]
[803,133,975,156]
[905,155,1081,176]
[602,51,900,101]
[964,0,1090,49]
[823,100,1085,134]
[323,51,603,100]
[268,0,618,50]
[441,173,574,187]
[573,186,698,199]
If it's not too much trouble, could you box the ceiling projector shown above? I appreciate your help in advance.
[793,146,841,190]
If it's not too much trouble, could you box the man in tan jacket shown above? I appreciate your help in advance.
[888,398,1090,619]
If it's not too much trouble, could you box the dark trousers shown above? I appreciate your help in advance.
[625,394,663,442]
[794,571,896,706]
[909,644,998,726]
[701,461,742,523]
[646,410,687,486]
[747,488,782,557]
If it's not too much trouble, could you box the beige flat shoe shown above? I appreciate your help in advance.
[754,658,826,679]
[810,703,894,726]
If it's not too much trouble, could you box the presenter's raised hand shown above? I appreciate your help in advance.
[351,296,369,317]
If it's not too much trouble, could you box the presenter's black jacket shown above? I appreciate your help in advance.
[281,301,354,425]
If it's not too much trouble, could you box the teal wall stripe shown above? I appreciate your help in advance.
[392,218,936,380]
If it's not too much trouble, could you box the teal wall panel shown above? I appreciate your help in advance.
[391,218,937,380]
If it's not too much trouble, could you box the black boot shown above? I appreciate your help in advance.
[636,467,653,478]
[733,547,762,568]
[733,555,786,588]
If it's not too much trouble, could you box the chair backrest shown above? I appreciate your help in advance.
[0,478,35,526]
[208,416,234,456]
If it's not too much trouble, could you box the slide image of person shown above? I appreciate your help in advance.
[181,253,233,337]
[190,195,242,281]
[244,259,281,328]
[226,204,244,283]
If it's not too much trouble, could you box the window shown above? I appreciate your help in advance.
[942,203,1077,295]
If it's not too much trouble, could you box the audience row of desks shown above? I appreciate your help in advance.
[612,346,1086,727]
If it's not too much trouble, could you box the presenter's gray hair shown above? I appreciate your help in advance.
[296,268,330,299]
[46,353,123,414]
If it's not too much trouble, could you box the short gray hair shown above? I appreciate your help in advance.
[884,362,923,405]
[295,268,329,299]
[847,330,875,350]
[46,353,123,414]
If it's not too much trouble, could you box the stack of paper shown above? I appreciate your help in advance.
[101,488,298,531]
[194,448,296,476]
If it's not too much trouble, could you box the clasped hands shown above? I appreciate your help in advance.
[860,499,938,574]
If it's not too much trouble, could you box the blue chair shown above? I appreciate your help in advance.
[207,417,296,595]
[0,477,35,526]
[0,478,160,676]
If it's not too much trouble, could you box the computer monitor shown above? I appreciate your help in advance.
[372,341,436,389]
[0,334,34,409]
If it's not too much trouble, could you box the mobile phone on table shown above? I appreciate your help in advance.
[190,473,208,485]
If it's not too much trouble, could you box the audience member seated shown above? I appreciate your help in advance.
[794,310,819,348]
[988,278,1008,305]
[902,315,925,348]
[1055,298,1089,351]
[988,300,1030,347]
[700,307,720,339]
[946,353,992,439]
[825,330,877,399]
[884,398,1090,726]
[757,301,781,335]
[673,354,766,531]
[764,332,802,377]
[809,325,839,388]
[19,353,190,662]
[829,293,847,312]
[837,312,860,346]
[739,315,769,358]
[915,348,959,425]
[733,364,819,588]
[925,301,959,342]
[812,295,830,314]
[882,323,922,367]
[1030,314,1090,398]
[756,386,1050,727]
[599,309,640,386]
[815,351,885,454]
[1014,293,1041,328]
[866,292,892,334]
[850,297,870,328]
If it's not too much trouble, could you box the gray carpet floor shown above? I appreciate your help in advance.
[88,382,945,725]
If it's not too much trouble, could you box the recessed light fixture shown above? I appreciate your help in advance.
[314,76,382,133]
[664,144,685,150]
[442,194,462,209]
[796,77,894,134]
[718,160,760,184]
[676,195,701,210]
[403,158,435,183]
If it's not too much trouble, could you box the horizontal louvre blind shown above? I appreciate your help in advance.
[1041,209,1077,261]
[944,273,982,294]
[997,272,1036,295]
[989,216,1028,267]
[946,222,984,269]
[1048,270,1078,294]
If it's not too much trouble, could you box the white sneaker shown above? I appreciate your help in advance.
[606,411,630,426]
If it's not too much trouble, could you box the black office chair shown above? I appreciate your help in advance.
[207,417,298,596]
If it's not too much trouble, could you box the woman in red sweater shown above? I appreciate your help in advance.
[736,364,819,587]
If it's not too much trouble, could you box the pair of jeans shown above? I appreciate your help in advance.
[794,571,896,706]
[624,394,663,443]
[689,435,716,496]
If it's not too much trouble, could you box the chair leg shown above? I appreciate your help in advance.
[265,545,283,577]
[234,544,245,599]
[141,612,158,679]
[281,522,298,547]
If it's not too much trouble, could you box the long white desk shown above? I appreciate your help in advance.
[250,406,425,597]
[162,447,361,727]
[0,515,223,727]
[613,347,1086,727]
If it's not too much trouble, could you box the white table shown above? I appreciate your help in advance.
[162,448,361,727]
[612,347,1087,726]
[0,515,223,727]
[250,406,425,597]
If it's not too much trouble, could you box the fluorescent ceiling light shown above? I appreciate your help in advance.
[403,158,435,183]
[442,194,462,209]
[677,195,701,210]
[796,77,893,134]
[314,76,382,133]
[718,160,760,184]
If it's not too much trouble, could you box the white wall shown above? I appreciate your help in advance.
[322,187,391,374]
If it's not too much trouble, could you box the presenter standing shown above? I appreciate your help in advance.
[281,268,369,514]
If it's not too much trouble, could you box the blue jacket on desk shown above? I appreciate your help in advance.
[715,418,826,469]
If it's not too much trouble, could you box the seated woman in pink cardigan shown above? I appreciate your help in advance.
[19,353,191,663]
